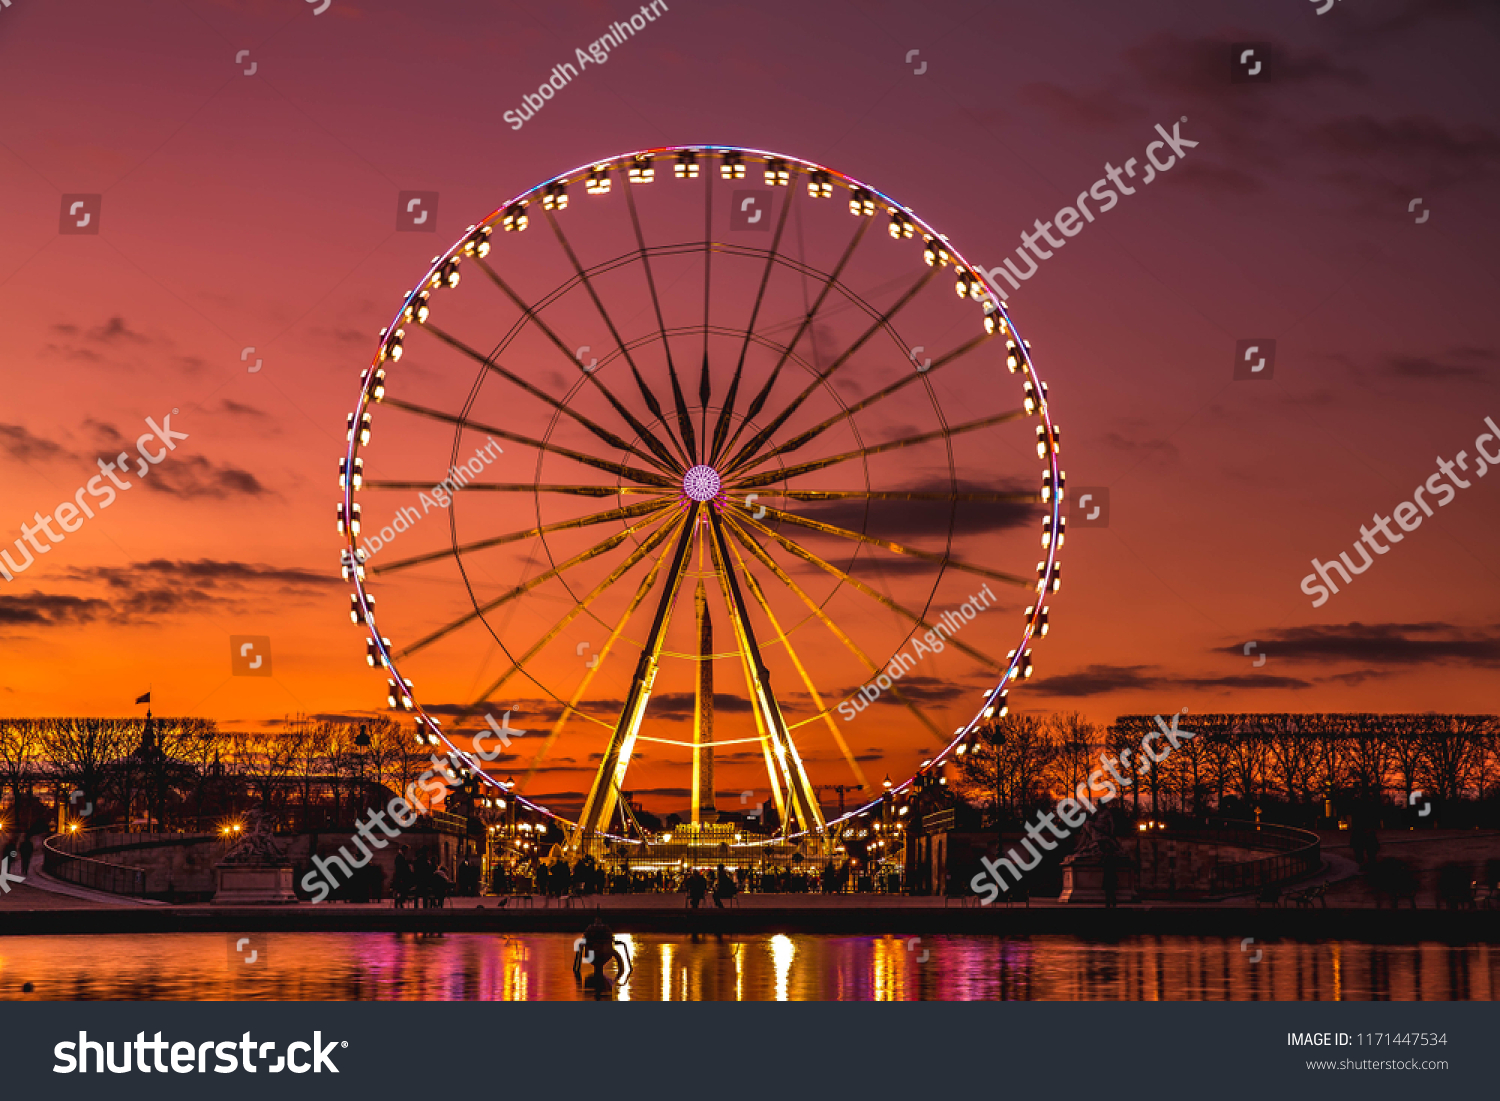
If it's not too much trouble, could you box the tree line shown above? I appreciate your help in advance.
[0,715,432,833]
[952,712,1500,828]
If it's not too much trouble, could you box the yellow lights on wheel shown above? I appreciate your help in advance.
[586,165,611,194]
[347,412,372,445]
[675,151,699,178]
[808,171,832,198]
[1036,423,1059,458]
[404,292,430,324]
[501,202,528,232]
[719,152,745,180]
[462,225,493,258]
[628,155,655,184]
[378,327,404,362]
[339,456,363,490]
[1037,562,1061,593]
[888,212,913,239]
[983,300,1007,334]
[1006,339,1030,372]
[369,368,387,402]
[1042,514,1065,548]
[1026,605,1050,636]
[337,503,361,536]
[1023,379,1047,414]
[365,635,388,666]
[922,236,950,266]
[849,188,875,217]
[387,677,414,710]
[542,183,568,210]
[764,158,789,186]
[1006,649,1034,679]
[341,548,366,582]
[350,592,375,624]
[1041,468,1065,502]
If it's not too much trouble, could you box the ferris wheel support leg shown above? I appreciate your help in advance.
[705,508,825,839]
[570,505,700,852]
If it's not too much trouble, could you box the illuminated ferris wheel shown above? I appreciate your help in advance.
[337,146,1063,855]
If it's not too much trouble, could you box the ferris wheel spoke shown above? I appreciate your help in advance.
[713,215,872,466]
[722,266,940,475]
[372,499,674,577]
[723,516,955,750]
[422,321,669,472]
[739,331,996,471]
[541,207,693,469]
[722,529,870,792]
[518,512,686,795]
[381,396,677,488]
[465,512,685,721]
[735,512,1010,673]
[622,180,699,466]
[363,482,668,498]
[472,255,681,472]
[780,488,1041,504]
[395,509,675,658]
[748,501,1029,588]
[731,408,1027,490]
[705,168,800,469]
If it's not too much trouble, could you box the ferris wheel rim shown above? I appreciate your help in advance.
[340,143,1063,845]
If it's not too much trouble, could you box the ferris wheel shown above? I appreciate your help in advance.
[337,146,1063,855]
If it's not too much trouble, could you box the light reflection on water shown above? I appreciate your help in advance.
[0,934,1495,1001]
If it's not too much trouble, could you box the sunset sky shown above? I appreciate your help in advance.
[1,0,1497,816]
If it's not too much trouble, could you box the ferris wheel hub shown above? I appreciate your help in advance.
[682,464,723,502]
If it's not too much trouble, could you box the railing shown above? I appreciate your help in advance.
[1199,820,1322,893]
[41,832,147,897]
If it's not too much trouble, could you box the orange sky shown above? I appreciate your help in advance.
[2,0,1498,816]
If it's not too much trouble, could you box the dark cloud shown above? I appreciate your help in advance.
[1314,115,1500,185]
[650,691,755,716]
[217,400,269,418]
[141,455,270,498]
[85,317,151,344]
[1029,664,1165,697]
[1124,33,1365,103]
[50,559,338,624]
[0,424,72,464]
[83,418,125,448]
[1103,432,1179,463]
[1226,622,1500,667]
[73,559,337,592]
[1386,346,1496,380]
[1029,664,1312,697]
[781,478,1039,541]
[0,592,110,627]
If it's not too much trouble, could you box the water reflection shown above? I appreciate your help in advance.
[0,934,1495,1001]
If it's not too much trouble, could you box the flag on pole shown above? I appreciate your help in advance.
[135,691,151,704]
